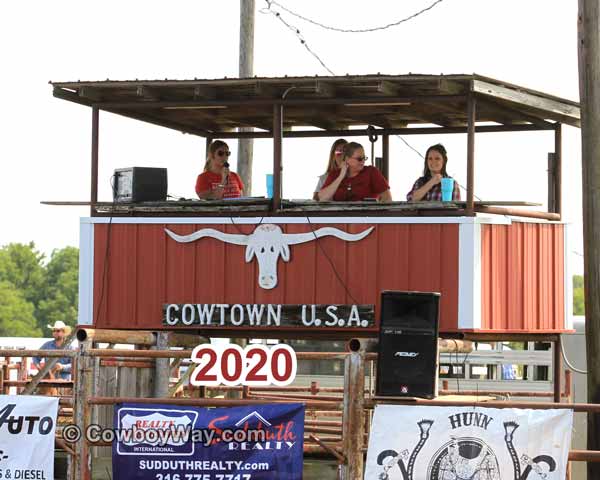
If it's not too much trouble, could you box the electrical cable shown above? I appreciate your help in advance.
[263,0,447,34]
[262,0,482,206]
[304,216,360,305]
[560,338,587,374]
[260,5,335,75]
[94,175,116,328]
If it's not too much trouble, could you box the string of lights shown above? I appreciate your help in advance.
[259,5,335,75]
[263,0,446,33]
[260,0,476,199]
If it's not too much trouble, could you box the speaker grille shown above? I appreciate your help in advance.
[376,291,440,398]
[380,290,440,330]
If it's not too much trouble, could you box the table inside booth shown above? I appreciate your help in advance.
[42,199,542,216]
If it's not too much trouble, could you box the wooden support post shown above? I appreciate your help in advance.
[466,94,476,215]
[153,332,169,397]
[340,351,365,479]
[273,103,283,210]
[554,123,562,217]
[237,0,255,194]
[90,107,99,217]
[382,134,390,180]
[553,337,563,403]
[548,152,556,212]
[578,4,600,478]
[74,341,93,480]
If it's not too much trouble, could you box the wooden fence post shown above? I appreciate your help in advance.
[341,351,365,479]
[74,341,94,480]
[153,332,170,397]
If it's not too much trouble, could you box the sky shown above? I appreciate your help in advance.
[0,0,584,273]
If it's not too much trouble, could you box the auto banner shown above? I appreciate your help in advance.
[112,402,304,480]
[0,395,58,480]
[365,405,572,480]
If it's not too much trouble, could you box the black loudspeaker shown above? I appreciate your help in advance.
[376,291,440,398]
[113,167,168,203]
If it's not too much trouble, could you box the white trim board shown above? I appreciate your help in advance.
[78,222,95,326]
[458,223,482,329]
[82,216,512,225]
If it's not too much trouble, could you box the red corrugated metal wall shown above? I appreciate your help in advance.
[93,223,460,332]
[480,223,565,331]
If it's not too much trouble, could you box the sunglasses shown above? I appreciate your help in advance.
[350,155,368,162]
[216,150,231,157]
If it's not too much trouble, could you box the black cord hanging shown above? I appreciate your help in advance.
[367,125,378,166]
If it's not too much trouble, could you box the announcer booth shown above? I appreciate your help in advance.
[47,74,576,336]
[47,73,580,479]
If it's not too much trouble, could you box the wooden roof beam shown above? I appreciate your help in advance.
[137,86,161,101]
[477,98,555,128]
[254,82,277,97]
[376,81,399,96]
[193,86,217,100]
[78,86,103,102]
[438,79,465,95]
[305,117,344,130]
[407,107,464,128]
[314,81,336,97]
[472,79,580,127]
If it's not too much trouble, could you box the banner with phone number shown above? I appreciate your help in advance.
[112,402,304,480]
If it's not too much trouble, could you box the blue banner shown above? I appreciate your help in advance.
[112,402,304,480]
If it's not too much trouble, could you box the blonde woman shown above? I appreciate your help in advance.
[195,140,244,199]
[318,142,392,202]
[313,139,347,200]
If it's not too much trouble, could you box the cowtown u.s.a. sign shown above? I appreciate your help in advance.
[365,405,573,480]
[163,303,375,330]
[165,224,374,290]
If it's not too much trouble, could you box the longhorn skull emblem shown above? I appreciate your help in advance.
[164,224,374,289]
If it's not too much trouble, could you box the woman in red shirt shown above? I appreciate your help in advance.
[195,140,244,199]
[317,142,392,202]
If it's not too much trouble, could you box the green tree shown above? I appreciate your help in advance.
[0,242,46,309]
[573,274,585,316]
[37,247,79,334]
[0,281,42,337]
[0,243,79,337]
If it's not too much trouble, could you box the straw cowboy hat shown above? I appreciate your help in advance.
[47,321,72,335]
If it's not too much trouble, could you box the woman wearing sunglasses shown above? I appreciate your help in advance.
[313,138,348,200]
[318,142,392,202]
[195,140,244,199]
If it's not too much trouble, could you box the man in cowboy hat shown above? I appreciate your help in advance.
[33,321,74,380]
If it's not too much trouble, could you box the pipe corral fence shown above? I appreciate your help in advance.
[0,328,595,480]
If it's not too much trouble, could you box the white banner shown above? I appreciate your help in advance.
[0,395,58,480]
[365,405,572,480]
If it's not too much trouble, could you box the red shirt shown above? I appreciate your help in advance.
[322,166,389,201]
[195,171,244,199]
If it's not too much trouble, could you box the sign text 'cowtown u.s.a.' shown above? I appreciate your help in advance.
[163,303,374,329]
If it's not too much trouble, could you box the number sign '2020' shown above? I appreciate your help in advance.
[190,344,297,387]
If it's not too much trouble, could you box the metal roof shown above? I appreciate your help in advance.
[51,74,580,136]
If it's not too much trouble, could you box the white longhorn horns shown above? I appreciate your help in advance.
[164,223,374,289]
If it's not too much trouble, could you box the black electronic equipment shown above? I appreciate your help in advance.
[113,167,168,203]
[376,291,440,398]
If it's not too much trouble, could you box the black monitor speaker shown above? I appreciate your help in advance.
[376,291,440,398]
[113,167,168,203]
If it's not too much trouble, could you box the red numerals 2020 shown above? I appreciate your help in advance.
[190,344,297,387]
